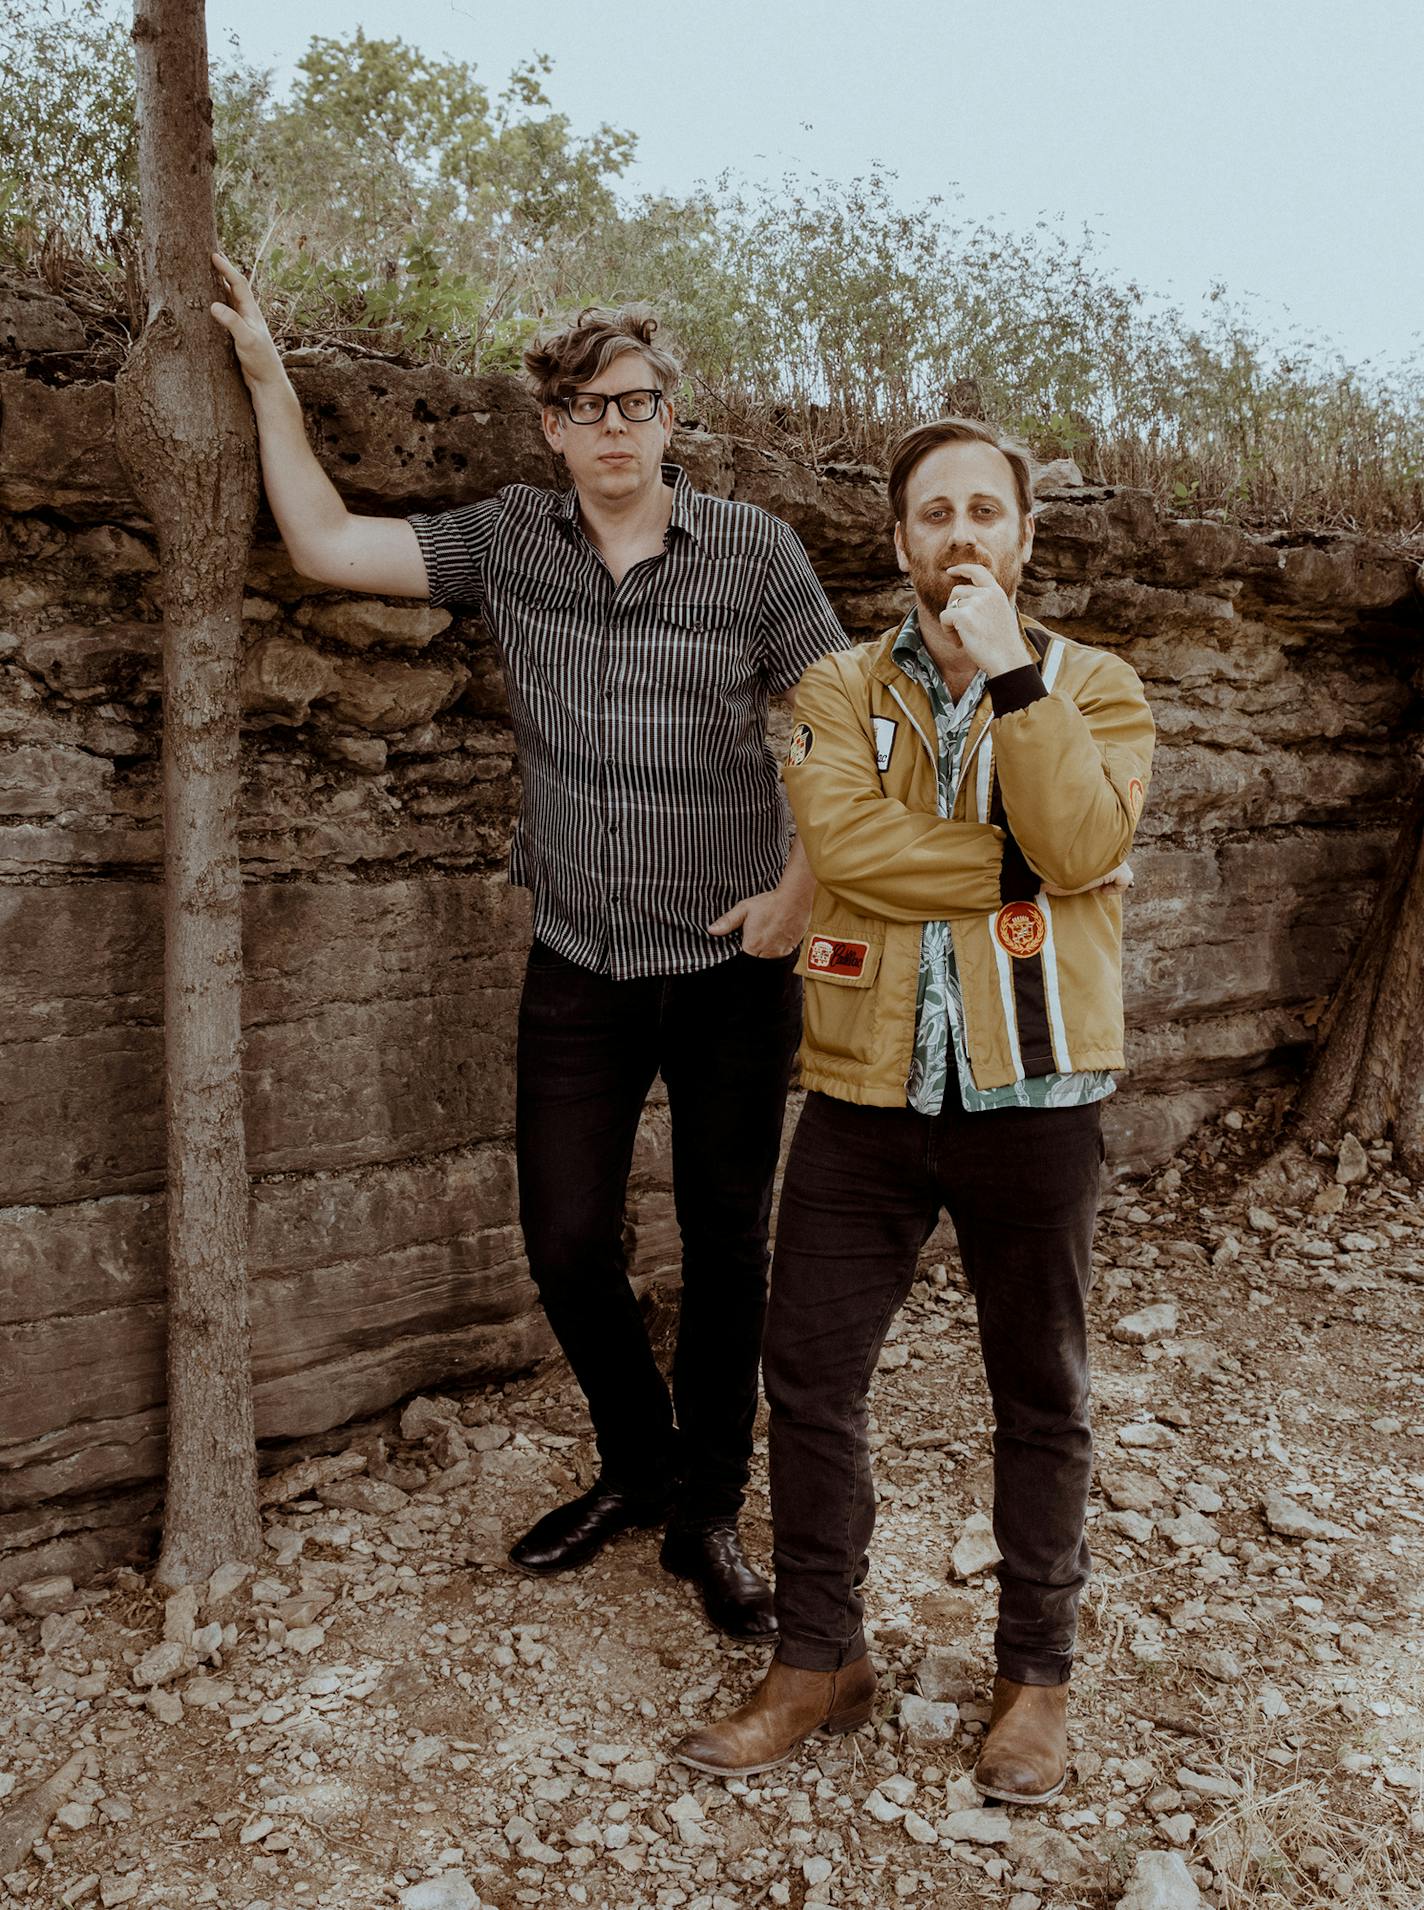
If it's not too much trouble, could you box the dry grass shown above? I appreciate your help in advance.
[1200,1763,1424,1909]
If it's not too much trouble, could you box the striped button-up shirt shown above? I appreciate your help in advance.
[410,463,848,978]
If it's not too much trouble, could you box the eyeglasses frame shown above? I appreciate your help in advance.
[556,388,666,426]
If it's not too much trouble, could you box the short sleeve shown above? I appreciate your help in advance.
[407,497,501,613]
[757,521,850,694]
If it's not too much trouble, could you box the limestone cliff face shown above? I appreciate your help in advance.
[1,332,1420,1582]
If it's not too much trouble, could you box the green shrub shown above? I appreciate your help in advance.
[3,1,1419,541]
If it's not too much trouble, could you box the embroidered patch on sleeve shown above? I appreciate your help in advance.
[806,934,869,978]
[787,722,814,768]
[994,901,1047,960]
[1129,776,1145,821]
[872,715,897,772]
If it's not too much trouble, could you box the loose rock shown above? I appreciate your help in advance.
[899,1694,959,1743]
[16,1575,75,1617]
[949,1512,1002,1580]
[1115,1847,1205,1909]
[1112,1303,1180,1344]
[398,1878,479,1910]
[939,1807,1013,1846]
[1261,1490,1349,1541]
[1336,1133,1369,1185]
[131,1641,187,1689]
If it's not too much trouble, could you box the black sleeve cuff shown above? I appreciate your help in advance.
[988,663,1048,716]
[999,835,1039,904]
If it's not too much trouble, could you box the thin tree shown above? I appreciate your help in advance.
[1290,789,1424,1177]
[113,0,262,1583]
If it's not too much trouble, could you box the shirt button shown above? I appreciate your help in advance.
[607,820,621,836]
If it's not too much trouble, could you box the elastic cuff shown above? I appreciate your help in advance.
[774,1628,867,1674]
[988,662,1048,716]
[999,835,1039,904]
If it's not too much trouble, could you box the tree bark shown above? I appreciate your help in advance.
[113,0,262,1584]
[1293,788,1424,1176]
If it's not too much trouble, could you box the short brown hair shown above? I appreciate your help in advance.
[523,303,682,407]
[887,417,1035,526]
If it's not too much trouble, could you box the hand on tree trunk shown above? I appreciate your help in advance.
[210,251,287,395]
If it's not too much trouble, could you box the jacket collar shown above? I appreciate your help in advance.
[867,606,1048,689]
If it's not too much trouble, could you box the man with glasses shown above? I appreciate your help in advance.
[211,265,847,1638]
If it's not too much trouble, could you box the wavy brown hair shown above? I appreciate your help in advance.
[523,304,682,407]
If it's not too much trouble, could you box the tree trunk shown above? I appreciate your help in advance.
[113,0,262,1585]
[1293,788,1424,1177]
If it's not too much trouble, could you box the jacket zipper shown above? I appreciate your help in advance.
[885,681,937,775]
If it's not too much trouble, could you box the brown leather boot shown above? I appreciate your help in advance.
[674,1655,878,1778]
[973,1675,1070,1804]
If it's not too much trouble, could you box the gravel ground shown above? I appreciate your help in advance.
[2,1097,1422,1910]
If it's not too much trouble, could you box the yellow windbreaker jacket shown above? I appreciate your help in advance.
[784,615,1155,1106]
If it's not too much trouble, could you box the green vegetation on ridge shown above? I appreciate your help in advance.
[3,0,1421,541]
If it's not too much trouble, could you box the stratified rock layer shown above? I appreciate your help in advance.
[1,332,1420,1575]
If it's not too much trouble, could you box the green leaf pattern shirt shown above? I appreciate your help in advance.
[892,612,1116,1116]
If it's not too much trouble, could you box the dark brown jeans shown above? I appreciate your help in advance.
[764,1086,1103,1685]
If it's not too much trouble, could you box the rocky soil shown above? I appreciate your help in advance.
[2,1098,1421,1910]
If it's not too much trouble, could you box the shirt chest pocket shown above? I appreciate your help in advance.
[642,602,758,704]
[493,572,590,702]
[496,571,580,633]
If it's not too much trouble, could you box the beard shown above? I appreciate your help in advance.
[905,539,1025,613]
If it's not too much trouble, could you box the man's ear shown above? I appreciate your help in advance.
[1020,508,1036,561]
[893,521,910,577]
[541,405,565,457]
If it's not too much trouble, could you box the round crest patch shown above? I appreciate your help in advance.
[1129,776,1145,821]
[995,900,1047,960]
[786,722,814,768]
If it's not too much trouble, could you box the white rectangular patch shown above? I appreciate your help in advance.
[872,716,897,772]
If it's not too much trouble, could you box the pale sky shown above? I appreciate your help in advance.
[206,0,1423,373]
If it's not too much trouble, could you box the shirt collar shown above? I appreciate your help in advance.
[544,461,703,547]
[892,609,985,723]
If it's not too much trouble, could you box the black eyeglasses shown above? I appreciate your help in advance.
[558,388,664,425]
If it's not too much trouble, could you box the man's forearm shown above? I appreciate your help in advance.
[212,252,428,598]
[249,378,351,577]
[777,831,817,905]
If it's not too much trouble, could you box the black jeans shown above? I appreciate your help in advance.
[765,1087,1103,1685]
[516,943,802,1525]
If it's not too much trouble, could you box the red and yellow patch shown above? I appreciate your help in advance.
[995,901,1047,960]
[1129,776,1145,821]
[786,722,814,768]
[806,934,868,978]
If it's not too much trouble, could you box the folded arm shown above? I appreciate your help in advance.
[784,655,1011,924]
[989,652,1155,894]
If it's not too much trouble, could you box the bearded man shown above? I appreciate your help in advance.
[675,417,1154,1800]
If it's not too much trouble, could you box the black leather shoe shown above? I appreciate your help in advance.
[661,1522,778,1641]
[508,1478,676,1576]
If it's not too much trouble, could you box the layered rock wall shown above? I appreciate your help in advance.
[2,303,1420,1583]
